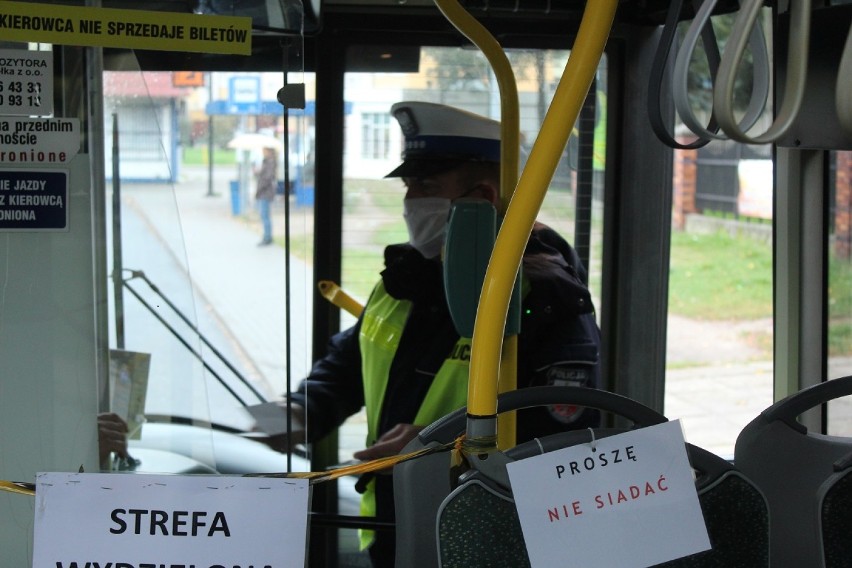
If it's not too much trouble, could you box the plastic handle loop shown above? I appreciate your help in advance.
[837,23,852,135]
[466,0,618,423]
[647,0,723,149]
[673,0,770,141]
[714,0,811,144]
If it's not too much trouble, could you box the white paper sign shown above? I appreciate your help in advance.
[0,117,81,165]
[506,420,710,568]
[0,49,54,116]
[33,472,310,568]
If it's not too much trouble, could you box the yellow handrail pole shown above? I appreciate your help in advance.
[434,0,520,450]
[433,0,520,209]
[466,0,618,447]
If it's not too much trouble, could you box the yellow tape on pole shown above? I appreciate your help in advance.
[0,437,461,496]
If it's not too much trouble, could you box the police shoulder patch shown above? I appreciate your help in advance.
[545,365,591,424]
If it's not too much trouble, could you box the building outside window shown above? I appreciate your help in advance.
[361,112,391,160]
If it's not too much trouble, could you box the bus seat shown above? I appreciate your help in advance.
[437,477,528,567]
[434,436,769,568]
[818,456,852,568]
[650,443,769,568]
[395,386,768,567]
[394,387,666,567]
[734,375,852,568]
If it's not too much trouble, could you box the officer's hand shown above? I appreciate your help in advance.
[98,412,130,464]
[352,423,424,461]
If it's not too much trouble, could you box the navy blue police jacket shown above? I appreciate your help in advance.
[292,221,602,446]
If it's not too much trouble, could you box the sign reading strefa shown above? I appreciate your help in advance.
[0,1,252,55]
[32,473,310,568]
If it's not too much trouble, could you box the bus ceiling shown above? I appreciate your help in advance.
[84,0,744,26]
[99,0,750,73]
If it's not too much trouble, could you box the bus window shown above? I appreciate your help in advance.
[665,138,775,458]
[828,150,852,435]
[660,7,779,458]
[101,63,315,473]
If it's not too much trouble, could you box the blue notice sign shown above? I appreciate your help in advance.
[0,169,68,231]
[228,76,262,114]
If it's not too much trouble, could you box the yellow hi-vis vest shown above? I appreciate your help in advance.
[357,280,471,549]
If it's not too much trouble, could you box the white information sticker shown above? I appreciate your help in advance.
[33,472,310,568]
[0,49,53,116]
[507,420,710,568]
[0,117,80,166]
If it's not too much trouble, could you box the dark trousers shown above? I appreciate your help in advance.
[368,474,396,568]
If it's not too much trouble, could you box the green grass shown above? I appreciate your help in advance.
[374,220,408,247]
[829,257,852,356]
[830,254,852,317]
[182,145,237,166]
[829,322,852,357]
[668,230,773,320]
[669,230,852,355]
[342,249,389,300]
[279,187,852,354]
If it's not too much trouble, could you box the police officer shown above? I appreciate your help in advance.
[285,102,602,567]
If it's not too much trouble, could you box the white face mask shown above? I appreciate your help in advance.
[403,197,452,258]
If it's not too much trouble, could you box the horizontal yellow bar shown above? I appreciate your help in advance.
[318,280,364,318]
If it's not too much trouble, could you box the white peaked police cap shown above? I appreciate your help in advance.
[385,101,501,178]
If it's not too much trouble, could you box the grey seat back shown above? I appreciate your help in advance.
[734,375,852,568]
[818,462,852,568]
[651,444,769,568]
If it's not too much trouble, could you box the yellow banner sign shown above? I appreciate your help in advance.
[0,1,251,55]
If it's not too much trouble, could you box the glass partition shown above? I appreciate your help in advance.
[1,6,314,562]
[103,59,314,473]
[0,2,313,484]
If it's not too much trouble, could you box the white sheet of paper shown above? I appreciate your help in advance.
[246,401,298,436]
[507,420,710,568]
[109,349,151,439]
[33,472,310,567]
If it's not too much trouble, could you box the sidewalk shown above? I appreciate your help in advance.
[123,165,314,397]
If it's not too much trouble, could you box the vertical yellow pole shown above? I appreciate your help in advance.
[464,0,618,447]
[434,0,520,449]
